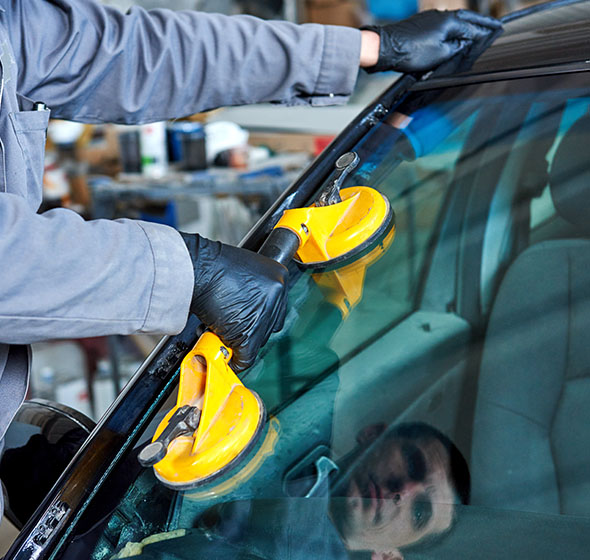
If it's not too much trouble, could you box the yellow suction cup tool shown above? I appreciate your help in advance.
[138,332,265,489]
[260,152,394,270]
[141,152,395,490]
[277,185,392,268]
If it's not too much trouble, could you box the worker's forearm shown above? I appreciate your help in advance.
[359,30,380,68]
[0,194,193,343]
[7,2,361,123]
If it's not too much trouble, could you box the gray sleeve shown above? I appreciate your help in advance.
[0,193,194,343]
[5,1,361,123]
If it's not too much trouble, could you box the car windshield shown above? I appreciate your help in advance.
[57,71,590,559]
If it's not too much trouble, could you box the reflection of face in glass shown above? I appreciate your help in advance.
[333,427,459,559]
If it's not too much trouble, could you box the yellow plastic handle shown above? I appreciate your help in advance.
[152,332,264,488]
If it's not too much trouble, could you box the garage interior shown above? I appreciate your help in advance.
[0,0,549,554]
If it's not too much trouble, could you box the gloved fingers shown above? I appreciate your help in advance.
[228,287,288,373]
[271,290,288,334]
[442,37,469,56]
[443,16,501,43]
[229,358,248,374]
[229,349,251,374]
[438,17,501,51]
[230,322,275,373]
[415,39,463,67]
[230,303,287,373]
[447,23,494,43]
[455,9,503,31]
[250,285,288,351]
[365,8,503,74]
[224,326,256,373]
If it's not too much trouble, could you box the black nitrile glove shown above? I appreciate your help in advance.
[181,233,288,373]
[362,9,502,74]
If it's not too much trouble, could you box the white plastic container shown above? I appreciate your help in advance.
[139,121,168,178]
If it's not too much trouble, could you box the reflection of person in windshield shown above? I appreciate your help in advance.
[196,422,469,560]
[330,422,470,559]
[82,422,468,559]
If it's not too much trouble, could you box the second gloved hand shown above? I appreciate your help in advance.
[362,9,502,74]
[181,233,288,373]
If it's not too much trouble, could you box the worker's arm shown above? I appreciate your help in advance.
[2,3,501,124]
[4,1,361,123]
[0,193,287,371]
[0,193,194,343]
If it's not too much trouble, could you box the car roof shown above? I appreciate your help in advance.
[423,0,590,87]
[478,0,590,71]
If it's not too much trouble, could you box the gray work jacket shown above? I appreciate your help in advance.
[0,1,360,446]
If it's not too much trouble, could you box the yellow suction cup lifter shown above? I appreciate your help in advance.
[140,152,395,489]
[260,152,394,270]
[138,332,266,489]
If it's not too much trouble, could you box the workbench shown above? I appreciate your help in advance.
[88,164,303,244]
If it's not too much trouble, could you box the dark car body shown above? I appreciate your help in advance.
[7,1,590,558]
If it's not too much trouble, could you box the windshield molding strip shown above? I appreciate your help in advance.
[411,62,590,91]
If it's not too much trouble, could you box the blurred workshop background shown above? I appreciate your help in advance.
[28,0,545,424]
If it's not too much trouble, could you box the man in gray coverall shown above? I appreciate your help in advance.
[0,0,500,516]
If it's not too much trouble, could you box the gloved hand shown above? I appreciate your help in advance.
[361,9,502,74]
[181,233,288,373]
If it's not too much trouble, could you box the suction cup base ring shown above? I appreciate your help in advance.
[295,198,394,271]
[154,392,267,491]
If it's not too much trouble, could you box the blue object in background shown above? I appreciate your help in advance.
[140,201,178,228]
[367,0,417,20]
[167,122,207,170]
[402,106,456,159]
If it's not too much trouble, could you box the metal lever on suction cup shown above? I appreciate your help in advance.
[255,154,363,268]
[316,151,359,207]
[138,405,201,467]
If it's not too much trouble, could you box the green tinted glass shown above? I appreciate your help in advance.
[58,72,590,560]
